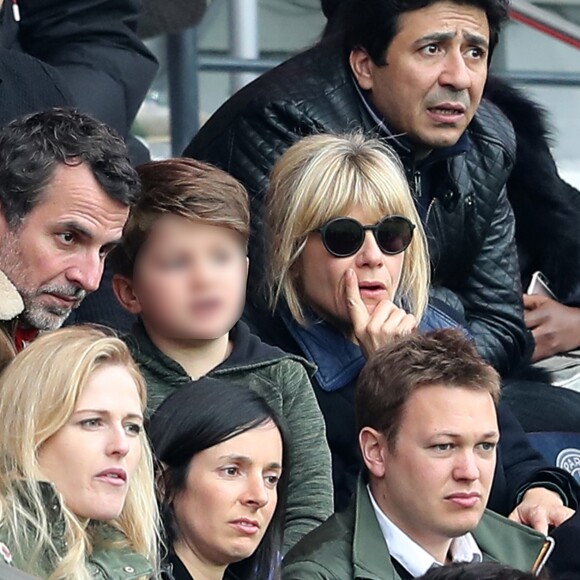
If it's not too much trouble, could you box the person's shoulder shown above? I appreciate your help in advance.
[483,76,551,147]
[88,524,153,579]
[242,356,317,411]
[468,98,516,161]
[283,510,355,579]
[187,40,353,155]
[227,322,315,376]
[266,355,316,379]
[222,40,348,110]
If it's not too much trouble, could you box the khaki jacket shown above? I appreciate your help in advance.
[0,483,153,579]
[283,478,553,579]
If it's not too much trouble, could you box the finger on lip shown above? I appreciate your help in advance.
[345,269,361,304]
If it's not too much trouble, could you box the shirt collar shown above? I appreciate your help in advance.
[367,485,482,577]
[13,325,39,352]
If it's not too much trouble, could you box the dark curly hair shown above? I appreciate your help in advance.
[0,108,139,227]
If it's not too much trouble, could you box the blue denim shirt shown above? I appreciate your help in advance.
[281,303,466,393]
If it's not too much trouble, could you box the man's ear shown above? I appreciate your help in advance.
[359,427,387,478]
[349,47,375,91]
[112,274,143,314]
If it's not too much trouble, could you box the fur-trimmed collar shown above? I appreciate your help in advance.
[0,270,23,321]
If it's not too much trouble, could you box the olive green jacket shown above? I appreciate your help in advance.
[0,483,153,579]
[283,477,552,579]
[125,320,333,552]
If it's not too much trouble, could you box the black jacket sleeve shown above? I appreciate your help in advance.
[490,401,579,515]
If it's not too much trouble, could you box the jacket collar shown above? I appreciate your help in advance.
[129,318,314,379]
[0,270,24,322]
[351,477,398,579]
[280,306,364,392]
[349,477,550,579]
[12,482,153,578]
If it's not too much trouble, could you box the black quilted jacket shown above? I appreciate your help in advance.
[186,39,530,376]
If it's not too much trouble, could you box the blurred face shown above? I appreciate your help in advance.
[37,364,144,521]
[369,385,498,557]
[129,215,248,341]
[350,1,489,155]
[0,163,128,330]
[172,421,282,574]
[299,205,405,328]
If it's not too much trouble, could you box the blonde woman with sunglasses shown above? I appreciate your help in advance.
[244,132,430,509]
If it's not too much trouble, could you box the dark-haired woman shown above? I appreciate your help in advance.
[150,377,288,580]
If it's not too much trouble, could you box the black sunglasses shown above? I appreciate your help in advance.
[317,215,415,258]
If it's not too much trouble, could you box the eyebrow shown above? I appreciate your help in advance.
[464,31,489,49]
[57,221,124,247]
[58,220,94,240]
[416,31,489,50]
[219,454,283,469]
[74,409,144,421]
[431,431,499,439]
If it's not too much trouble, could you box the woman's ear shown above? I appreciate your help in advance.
[112,274,143,315]
[155,461,169,500]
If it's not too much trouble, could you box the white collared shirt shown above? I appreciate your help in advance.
[367,485,482,577]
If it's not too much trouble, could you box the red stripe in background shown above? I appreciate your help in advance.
[509,10,580,50]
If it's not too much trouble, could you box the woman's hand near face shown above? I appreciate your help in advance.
[345,269,417,358]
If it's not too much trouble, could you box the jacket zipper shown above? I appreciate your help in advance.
[413,170,421,199]
[426,196,439,225]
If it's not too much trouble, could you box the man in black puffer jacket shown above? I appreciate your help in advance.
[0,0,157,163]
[186,0,528,378]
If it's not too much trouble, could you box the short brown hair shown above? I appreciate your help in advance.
[110,158,250,277]
[356,329,500,451]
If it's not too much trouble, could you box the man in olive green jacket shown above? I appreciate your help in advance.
[283,331,553,579]
[283,478,551,579]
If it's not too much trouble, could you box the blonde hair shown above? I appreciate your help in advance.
[0,326,159,579]
[266,133,430,324]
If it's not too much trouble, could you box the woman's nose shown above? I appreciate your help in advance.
[355,231,384,267]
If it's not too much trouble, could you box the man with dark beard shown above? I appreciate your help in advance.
[0,108,139,369]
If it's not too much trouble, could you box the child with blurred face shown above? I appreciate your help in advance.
[111,158,333,551]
